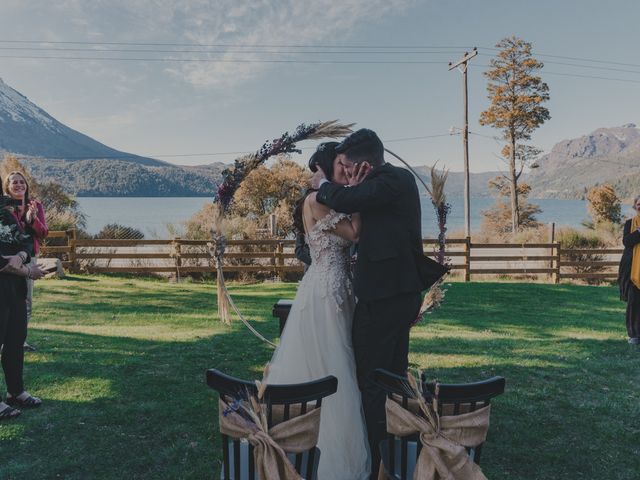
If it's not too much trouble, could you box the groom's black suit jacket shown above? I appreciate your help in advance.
[317,163,447,303]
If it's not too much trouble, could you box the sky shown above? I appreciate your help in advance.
[1,0,639,173]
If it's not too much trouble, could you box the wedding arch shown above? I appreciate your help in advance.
[210,120,448,347]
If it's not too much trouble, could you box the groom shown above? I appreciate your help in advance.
[312,128,447,478]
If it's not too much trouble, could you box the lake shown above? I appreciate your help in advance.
[76,196,623,238]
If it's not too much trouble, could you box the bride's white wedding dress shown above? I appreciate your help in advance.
[267,210,370,480]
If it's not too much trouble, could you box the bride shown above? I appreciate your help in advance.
[266,142,370,480]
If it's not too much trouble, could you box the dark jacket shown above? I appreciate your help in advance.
[316,163,447,302]
[618,218,640,301]
[0,203,33,272]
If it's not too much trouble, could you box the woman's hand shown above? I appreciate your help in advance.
[25,202,37,224]
[3,255,23,270]
[0,257,25,276]
[28,264,47,280]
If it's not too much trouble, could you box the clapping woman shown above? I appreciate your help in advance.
[4,171,48,350]
[618,195,640,345]
[0,181,46,421]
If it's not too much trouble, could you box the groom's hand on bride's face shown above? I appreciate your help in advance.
[311,167,327,189]
[347,161,371,186]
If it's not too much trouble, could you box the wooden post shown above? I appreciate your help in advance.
[554,242,561,284]
[277,242,285,280]
[268,214,277,237]
[548,222,555,282]
[464,236,471,282]
[449,48,478,238]
[173,237,182,280]
[67,228,77,272]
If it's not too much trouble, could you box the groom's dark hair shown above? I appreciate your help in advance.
[335,128,384,166]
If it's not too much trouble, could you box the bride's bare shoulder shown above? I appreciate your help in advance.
[306,192,330,220]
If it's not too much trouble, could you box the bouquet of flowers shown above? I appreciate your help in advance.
[0,198,30,246]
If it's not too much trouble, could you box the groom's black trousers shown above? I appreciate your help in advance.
[352,291,422,479]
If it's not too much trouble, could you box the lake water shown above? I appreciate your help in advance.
[76,196,612,238]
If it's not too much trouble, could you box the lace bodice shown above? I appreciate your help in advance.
[302,210,353,309]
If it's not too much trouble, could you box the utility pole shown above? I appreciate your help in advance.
[449,47,477,238]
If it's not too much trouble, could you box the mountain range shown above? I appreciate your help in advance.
[526,123,640,200]
[1,78,638,200]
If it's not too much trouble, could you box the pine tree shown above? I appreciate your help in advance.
[479,36,550,233]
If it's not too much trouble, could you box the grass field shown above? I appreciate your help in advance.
[0,276,638,479]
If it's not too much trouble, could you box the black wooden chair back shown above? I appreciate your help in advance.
[422,372,506,465]
[206,368,338,480]
[373,369,505,480]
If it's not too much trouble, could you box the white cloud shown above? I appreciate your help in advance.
[17,0,418,88]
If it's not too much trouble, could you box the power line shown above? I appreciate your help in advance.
[11,132,455,161]
[542,70,640,84]
[2,40,638,69]
[478,46,640,69]
[0,54,446,65]
[0,46,458,55]
[0,39,472,49]
[471,63,640,84]
[469,132,640,170]
[3,54,640,81]
[4,46,639,75]
[5,46,638,75]
[477,52,640,75]
[4,40,636,69]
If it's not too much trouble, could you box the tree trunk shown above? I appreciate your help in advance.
[509,135,520,234]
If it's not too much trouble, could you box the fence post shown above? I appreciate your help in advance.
[554,242,561,284]
[464,236,471,282]
[67,228,77,272]
[172,237,182,280]
[548,222,555,282]
[277,242,285,280]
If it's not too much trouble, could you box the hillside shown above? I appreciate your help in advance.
[412,167,500,198]
[527,124,640,199]
[19,157,225,197]
[0,77,225,195]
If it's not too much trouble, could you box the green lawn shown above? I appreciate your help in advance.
[0,276,638,479]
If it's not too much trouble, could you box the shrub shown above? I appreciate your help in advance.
[481,178,541,239]
[587,184,621,225]
[557,228,607,284]
[95,223,144,240]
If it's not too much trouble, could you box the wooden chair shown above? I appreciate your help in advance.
[374,369,505,480]
[206,368,338,480]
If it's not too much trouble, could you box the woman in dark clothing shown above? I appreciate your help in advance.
[618,195,640,345]
[0,189,46,420]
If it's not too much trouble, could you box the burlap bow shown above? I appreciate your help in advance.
[385,397,491,480]
[218,399,321,480]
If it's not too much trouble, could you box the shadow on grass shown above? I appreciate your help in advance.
[3,280,637,480]
[3,320,279,479]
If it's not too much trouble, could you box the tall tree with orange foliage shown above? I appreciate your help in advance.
[480,36,550,233]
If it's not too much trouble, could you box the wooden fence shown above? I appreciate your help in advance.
[39,230,623,282]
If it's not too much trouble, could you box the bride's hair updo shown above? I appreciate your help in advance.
[293,142,339,234]
[308,141,339,181]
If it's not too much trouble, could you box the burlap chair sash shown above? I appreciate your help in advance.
[219,399,321,480]
[385,397,491,480]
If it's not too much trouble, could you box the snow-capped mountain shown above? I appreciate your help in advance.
[0,78,228,196]
[0,78,164,166]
